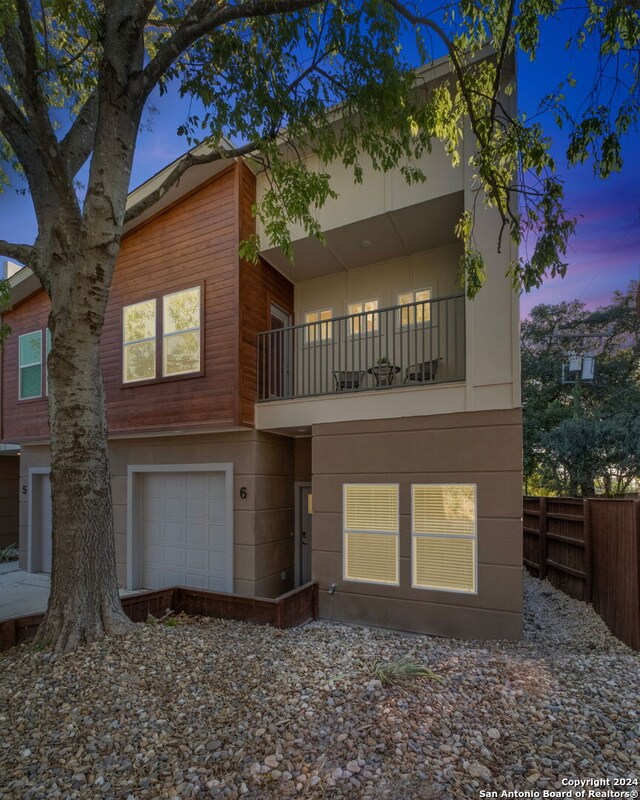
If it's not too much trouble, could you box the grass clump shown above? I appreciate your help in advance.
[372,657,443,686]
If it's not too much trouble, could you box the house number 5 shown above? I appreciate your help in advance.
[239,487,247,499]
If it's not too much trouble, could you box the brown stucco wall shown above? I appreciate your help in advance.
[311,408,523,640]
[0,453,19,550]
[19,430,295,597]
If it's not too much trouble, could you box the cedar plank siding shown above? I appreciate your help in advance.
[238,163,294,427]
[1,163,287,442]
[1,290,50,442]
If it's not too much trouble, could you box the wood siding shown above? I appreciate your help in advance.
[524,495,640,650]
[1,163,288,442]
[238,163,294,427]
[1,291,51,442]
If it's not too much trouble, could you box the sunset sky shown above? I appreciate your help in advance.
[1,14,638,317]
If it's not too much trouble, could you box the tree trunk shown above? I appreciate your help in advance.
[35,254,132,653]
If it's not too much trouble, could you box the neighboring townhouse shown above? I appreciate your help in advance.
[0,57,523,640]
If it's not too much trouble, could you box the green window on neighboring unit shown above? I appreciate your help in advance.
[19,331,43,400]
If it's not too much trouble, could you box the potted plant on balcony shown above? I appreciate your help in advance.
[370,356,398,387]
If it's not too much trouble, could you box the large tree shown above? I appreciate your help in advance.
[522,282,640,496]
[0,0,638,651]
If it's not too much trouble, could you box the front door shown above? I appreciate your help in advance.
[299,485,312,584]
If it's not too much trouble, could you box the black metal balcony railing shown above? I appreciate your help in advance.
[257,293,465,401]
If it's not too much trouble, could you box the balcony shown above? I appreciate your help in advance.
[257,294,465,402]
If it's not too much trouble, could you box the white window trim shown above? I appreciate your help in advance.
[18,330,43,400]
[122,298,157,384]
[411,483,478,595]
[304,307,333,344]
[162,286,202,378]
[342,482,400,586]
[396,287,433,329]
[347,298,379,337]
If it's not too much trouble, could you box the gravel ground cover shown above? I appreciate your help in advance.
[0,572,638,800]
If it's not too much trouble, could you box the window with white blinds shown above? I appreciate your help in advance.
[343,484,399,585]
[411,484,477,593]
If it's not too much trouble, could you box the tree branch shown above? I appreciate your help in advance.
[5,0,59,155]
[0,240,33,264]
[59,92,99,177]
[141,0,326,100]
[124,140,260,223]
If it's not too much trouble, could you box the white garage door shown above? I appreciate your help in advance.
[140,471,232,592]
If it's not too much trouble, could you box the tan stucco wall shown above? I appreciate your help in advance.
[310,408,523,640]
[18,431,295,598]
[256,142,462,246]
[294,245,461,321]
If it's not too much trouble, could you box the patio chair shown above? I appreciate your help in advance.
[404,359,439,384]
[333,370,365,391]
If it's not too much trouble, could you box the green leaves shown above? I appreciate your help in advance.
[1,0,639,301]
[522,283,640,496]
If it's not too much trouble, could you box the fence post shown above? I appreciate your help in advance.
[583,498,593,603]
[539,496,548,579]
[633,501,640,650]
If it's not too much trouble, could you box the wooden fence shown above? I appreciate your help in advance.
[0,581,319,652]
[524,496,640,650]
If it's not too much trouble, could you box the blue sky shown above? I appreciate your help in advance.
[1,14,638,316]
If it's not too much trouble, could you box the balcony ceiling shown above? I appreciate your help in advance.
[260,191,464,282]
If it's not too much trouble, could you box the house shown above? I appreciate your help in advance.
[0,57,522,639]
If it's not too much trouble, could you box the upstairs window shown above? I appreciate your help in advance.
[398,288,432,327]
[19,331,42,399]
[123,286,202,384]
[304,308,332,343]
[347,299,379,336]
[412,484,477,593]
[163,287,201,377]
[123,299,157,383]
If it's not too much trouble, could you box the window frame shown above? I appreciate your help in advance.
[411,483,478,595]
[343,482,400,587]
[396,287,433,329]
[18,330,44,401]
[347,298,379,337]
[304,307,333,344]
[121,282,205,388]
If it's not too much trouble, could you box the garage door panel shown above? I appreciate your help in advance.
[185,522,207,545]
[164,474,187,494]
[185,474,208,496]
[185,572,207,589]
[163,497,186,518]
[142,542,163,563]
[209,525,229,552]
[208,500,227,525]
[185,497,207,521]
[185,548,207,569]
[163,545,186,567]
[139,469,232,592]
[142,493,163,518]
[163,521,186,542]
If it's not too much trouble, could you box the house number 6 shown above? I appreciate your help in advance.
[239,487,247,499]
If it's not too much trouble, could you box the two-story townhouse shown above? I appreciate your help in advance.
[1,57,523,640]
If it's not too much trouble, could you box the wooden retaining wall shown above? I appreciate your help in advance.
[524,496,640,650]
[0,582,318,652]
